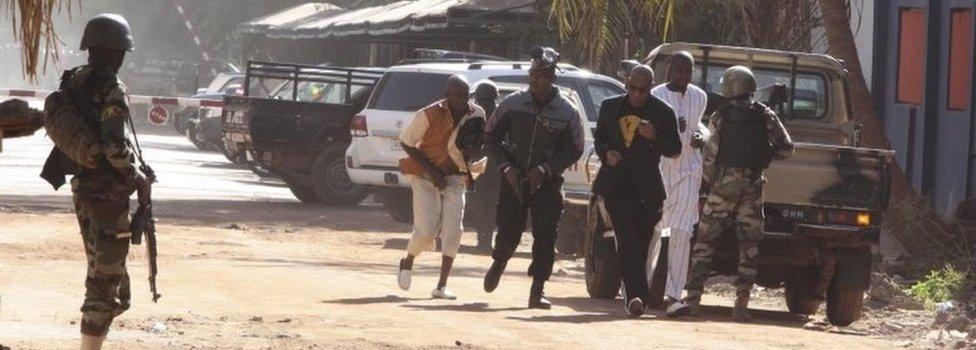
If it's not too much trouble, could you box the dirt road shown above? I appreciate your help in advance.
[0,127,898,349]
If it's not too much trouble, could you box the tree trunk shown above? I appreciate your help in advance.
[818,0,911,202]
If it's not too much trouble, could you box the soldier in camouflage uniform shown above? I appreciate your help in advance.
[62,14,151,350]
[671,66,793,321]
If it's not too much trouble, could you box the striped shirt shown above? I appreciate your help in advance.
[651,83,709,178]
[652,83,709,232]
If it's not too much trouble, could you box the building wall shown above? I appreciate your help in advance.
[853,0,876,86]
[873,0,976,215]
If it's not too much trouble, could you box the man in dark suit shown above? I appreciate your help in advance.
[592,64,681,317]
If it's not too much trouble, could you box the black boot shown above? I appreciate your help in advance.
[528,278,552,310]
[483,259,507,293]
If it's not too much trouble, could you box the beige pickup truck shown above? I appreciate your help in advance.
[583,43,894,326]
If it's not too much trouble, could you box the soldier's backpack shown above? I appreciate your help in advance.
[43,70,102,169]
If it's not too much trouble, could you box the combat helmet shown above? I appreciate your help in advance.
[720,65,757,100]
[80,13,134,52]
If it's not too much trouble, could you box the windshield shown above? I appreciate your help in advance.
[367,72,451,111]
[696,65,828,120]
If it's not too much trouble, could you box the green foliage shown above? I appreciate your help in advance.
[908,265,969,307]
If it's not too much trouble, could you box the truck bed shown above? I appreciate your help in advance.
[766,142,893,212]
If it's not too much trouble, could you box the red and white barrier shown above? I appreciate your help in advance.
[0,88,223,124]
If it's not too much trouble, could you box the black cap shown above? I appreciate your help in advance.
[529,46,560,71]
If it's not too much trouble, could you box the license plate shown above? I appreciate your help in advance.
[781,208,812,222]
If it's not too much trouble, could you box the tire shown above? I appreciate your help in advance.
[221,143,245,165]
[288,183,321,204]
[378,189,413,223]
[385,198,413,223]
[826,283,865,327]
[177,109,197,135]
[186,123,210,151]
[646,236,669,309]
[556,204,587,255]
[310,147,369,206]
[584,201,621,299]
[784,266,823,315]
[246,150,276,178]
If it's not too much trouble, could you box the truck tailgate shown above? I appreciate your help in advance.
[222,96,356,148]
[765,142,894,211]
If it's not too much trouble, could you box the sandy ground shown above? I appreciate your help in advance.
[0,125,900,349]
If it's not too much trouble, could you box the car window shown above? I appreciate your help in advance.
[368,72,451,111]
[696,65,828,120]
[586,82,622,120]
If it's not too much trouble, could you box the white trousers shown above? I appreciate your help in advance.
[647,227,694,300]
[406,175,466,258]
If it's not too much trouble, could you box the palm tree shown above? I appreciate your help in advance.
[545,0,677,71]
[545,0,822,72]
[3,0,75,82]
[817,0,909,201]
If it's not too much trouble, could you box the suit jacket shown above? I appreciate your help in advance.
[591,94,681,203]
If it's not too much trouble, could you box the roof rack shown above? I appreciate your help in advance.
[467,62,580,72]
[397,58,497,65]
[413,48,508,61]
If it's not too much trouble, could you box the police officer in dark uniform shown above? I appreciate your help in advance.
[482,47,585,309]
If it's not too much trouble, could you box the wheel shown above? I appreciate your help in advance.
[556,204,587,255]
[172,108,191,134]
[245,150,276,178]
[221,143,245,165]
[784,266,823,315]
[310,147,369,206]
[826,283,865,327]
[285,178,321,204]
[186,123,210,150]
[584,200,621,299]
[646,236,669,309]
[379,190,413,224]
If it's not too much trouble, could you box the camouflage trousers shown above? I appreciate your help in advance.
[74,194,132,336]
[685,167,765,300]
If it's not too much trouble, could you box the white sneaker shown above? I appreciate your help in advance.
[398,259,412,291]
[666,300,694,318]
[431,287,457,300]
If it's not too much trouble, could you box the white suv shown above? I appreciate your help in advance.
[344,61,623,221]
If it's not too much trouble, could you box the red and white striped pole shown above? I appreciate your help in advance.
[173,0,218,78]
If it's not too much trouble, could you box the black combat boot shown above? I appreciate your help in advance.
[732,290,752,322]
[483,259,507,293]
[528,277,552,310]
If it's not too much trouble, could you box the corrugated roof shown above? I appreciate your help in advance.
[250,0,538,39]
[239,3,344,34]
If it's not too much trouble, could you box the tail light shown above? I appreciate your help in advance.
[824,209,871,227]
[350,114,368,137]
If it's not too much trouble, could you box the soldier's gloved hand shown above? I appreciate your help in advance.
[527,165,546,193]
[690,132,705,149]
[134,172,152,207]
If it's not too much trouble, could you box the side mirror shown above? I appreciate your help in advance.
[617,60,640,81]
